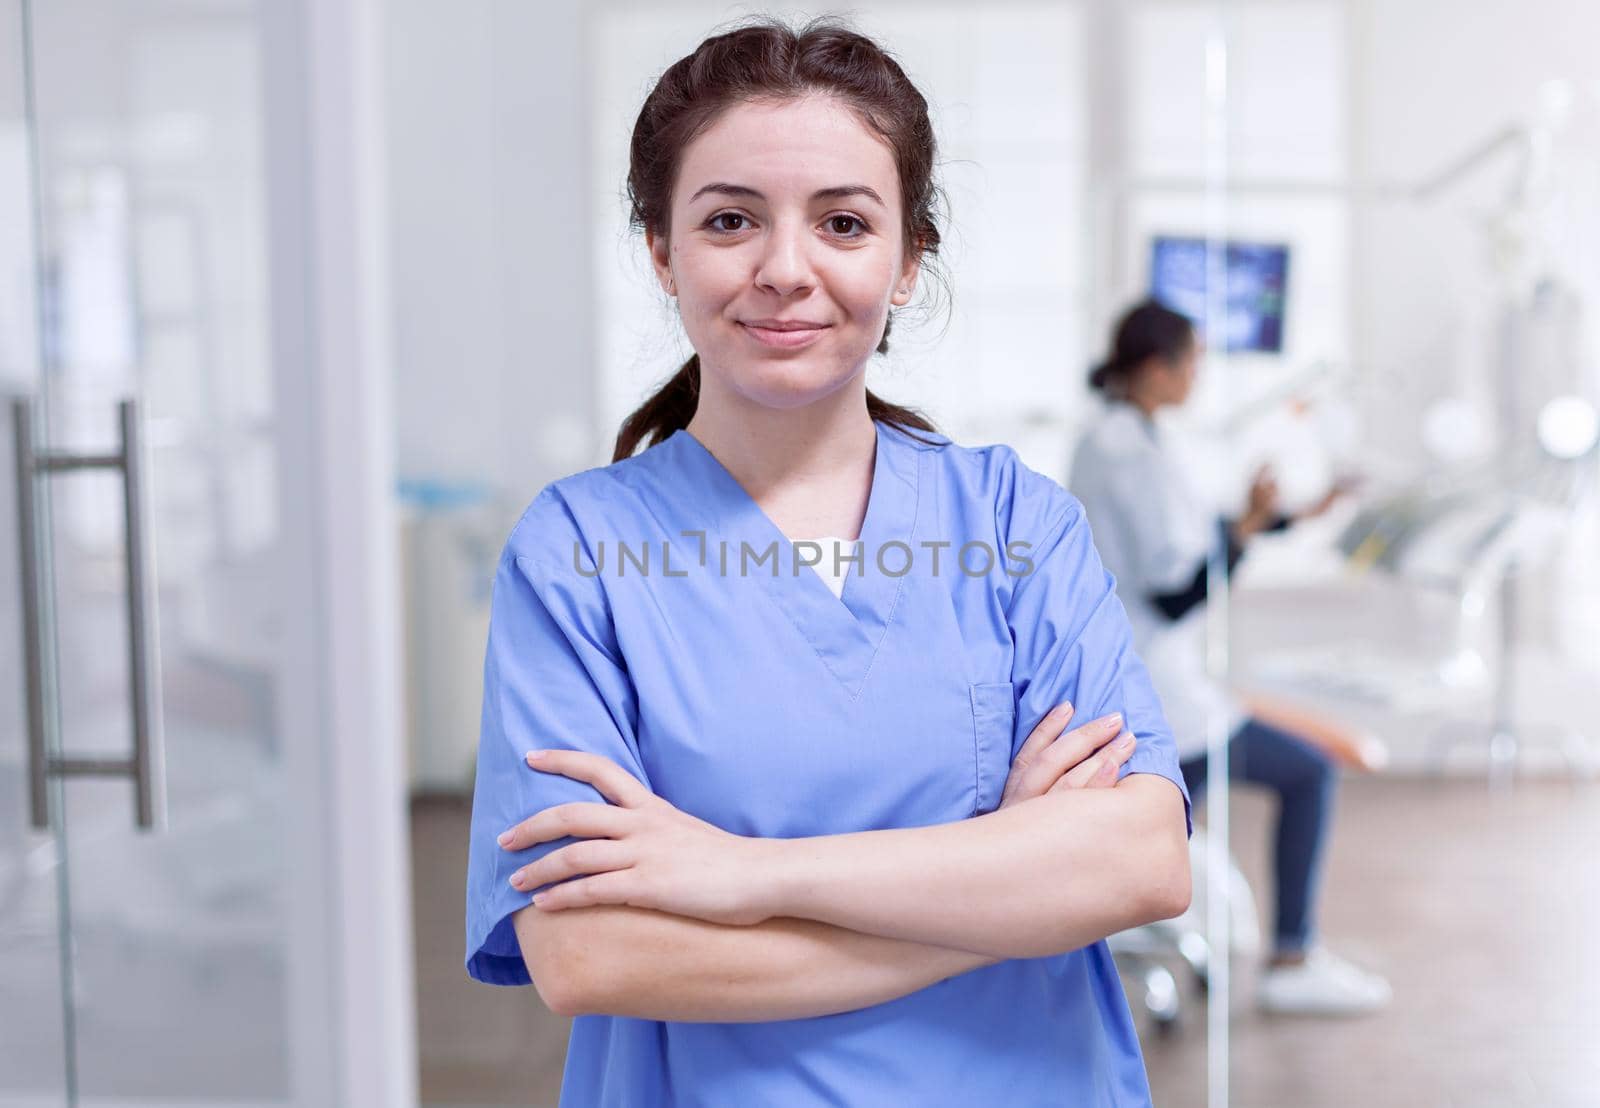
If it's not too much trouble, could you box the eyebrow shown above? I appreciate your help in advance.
[687,182,888,209]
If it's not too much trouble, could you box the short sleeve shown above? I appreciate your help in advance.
[464,541,647,986]
[1004,474,1194,839]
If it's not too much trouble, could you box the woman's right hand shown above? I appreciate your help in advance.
[996,703,1138,810]
[1246,464,1281,520]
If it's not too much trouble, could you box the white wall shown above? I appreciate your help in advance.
[385,0,596,511]
[1349,0,1600,470]
[381,0,1600,571]
[381,0,1349,501]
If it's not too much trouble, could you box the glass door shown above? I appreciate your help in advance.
[1,0,71,1102]
[2,0,351,1102]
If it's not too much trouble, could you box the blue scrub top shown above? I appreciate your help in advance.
[465,418,1193,1107]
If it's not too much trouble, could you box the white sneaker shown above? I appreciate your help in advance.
[1256,944,1392,1015]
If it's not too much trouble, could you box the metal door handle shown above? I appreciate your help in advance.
[13,396,168,830]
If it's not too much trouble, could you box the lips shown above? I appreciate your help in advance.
[740,321,830,349]
[742,320,828,331]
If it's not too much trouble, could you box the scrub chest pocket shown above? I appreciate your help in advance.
[970,681,1016,816]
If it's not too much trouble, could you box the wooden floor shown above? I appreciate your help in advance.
[414,774,1600,1107]
[1142,777,1600,1108]
[413,795,571,1107]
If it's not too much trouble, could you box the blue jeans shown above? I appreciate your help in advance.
[1178,718,1337,956]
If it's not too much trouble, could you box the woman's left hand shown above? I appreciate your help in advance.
[497,748,774,925]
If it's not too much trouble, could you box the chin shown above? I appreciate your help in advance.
[726,360,863,410]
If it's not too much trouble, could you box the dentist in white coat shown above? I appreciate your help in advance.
[1070,299,1391,1015]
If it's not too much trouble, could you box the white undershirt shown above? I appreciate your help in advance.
[800,536,855,600]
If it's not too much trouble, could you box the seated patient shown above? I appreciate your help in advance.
[1070,299,1392,1015]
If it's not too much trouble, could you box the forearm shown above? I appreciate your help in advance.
[1231,508,1290,542]
[1227,513,1264,548]
[757,777,1189,960]
[1151,519,1249,620]
[533,904,1001,1023]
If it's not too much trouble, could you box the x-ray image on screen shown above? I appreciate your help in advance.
[1149,235,1290,354]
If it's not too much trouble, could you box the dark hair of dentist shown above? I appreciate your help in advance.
[464,18,1194,1107]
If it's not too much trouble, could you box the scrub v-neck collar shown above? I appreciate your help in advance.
[662,418,923,700]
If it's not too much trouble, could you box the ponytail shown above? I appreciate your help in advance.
[1088,354,1129,395]
[611,354,701,463]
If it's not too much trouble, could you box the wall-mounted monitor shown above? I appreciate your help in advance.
[1149,235,1291,354]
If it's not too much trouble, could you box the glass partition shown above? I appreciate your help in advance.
[2,0,355,1102]
[1220,1,1600,1105]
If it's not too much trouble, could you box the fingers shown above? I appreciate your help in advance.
[1000,701,1075,806]
[522,748,655,808]
[1059,730,1138,790]
[1012,712,1124,799]
[1012,701,1075,772]
[527,868,634,912]
[509,837,632,894]
[497,800,632,851]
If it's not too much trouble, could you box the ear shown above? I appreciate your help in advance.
[646,227,674,296]
[891,239,924,307]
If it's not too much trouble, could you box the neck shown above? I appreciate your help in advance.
[1123,390,1162,420]
[683,376,877,540]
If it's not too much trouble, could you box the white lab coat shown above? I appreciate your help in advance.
[1068,401,1246,762]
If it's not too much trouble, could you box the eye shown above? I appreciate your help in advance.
[705,211,751,234]
[826,214,869,238]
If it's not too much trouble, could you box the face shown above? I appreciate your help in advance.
[1169,334,1200,403]
[1156,333,1201,406]
[646,94,920,411]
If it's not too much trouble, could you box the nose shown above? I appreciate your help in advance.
[753,218,815,298]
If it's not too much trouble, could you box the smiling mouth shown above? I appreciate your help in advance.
[741,320,828,331]
[739,322,831,349]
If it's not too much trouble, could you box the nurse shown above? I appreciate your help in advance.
[1069,298,1392,1015]
[465,17,1193,1106]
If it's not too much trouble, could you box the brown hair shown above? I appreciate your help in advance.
[1088,298,1197,400]
[611,14,948,462]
